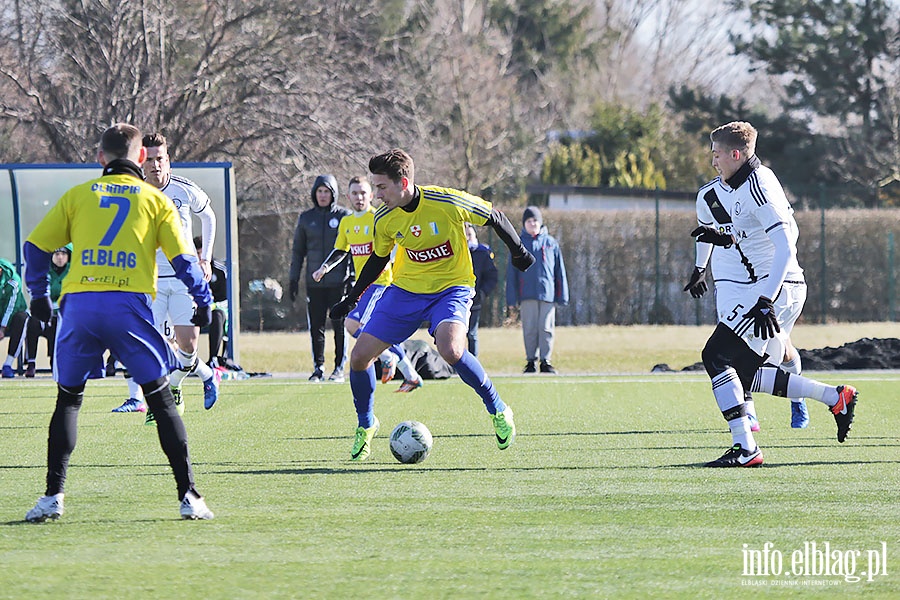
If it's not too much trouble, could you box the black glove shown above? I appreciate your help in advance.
[191,305,212,328]
[683,267,708,298]
[690,226,733,248]
[743,296,780,340]
[289,279,299,302]
[30,296,53,323]
[329,296,357,320]
[511,250,535,272]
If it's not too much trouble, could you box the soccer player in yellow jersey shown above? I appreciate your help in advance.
[22,123,215,521]
[313,176,423,392]
[330,149,535,461]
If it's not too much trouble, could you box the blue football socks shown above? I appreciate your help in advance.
[350,365,377,428]
[453,350,506,415]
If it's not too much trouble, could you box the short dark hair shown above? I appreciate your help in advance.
[368,149,414,184]
[142,132,167,149]
[100,123,142,160]
[348,175,370,188]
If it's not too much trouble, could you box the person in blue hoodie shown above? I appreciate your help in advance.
[289,174,353,382]
[506,206,568,373]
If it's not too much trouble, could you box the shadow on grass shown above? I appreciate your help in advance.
[286,429,725,442]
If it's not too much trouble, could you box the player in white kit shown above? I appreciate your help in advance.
[111,133,220,418]
[686,175,810,429]
[693,122,857,467]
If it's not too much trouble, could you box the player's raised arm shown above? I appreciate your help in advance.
[484,208,534,272]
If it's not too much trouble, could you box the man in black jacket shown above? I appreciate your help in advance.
[289,175,353,381]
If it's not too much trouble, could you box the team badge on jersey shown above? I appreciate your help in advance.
[410,225,422,237]
[354,225,361,234]
[329,217,340,228]
[733,201,742,216]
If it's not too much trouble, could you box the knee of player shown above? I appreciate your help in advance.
[701,336,729,378]
[349,344,377,371]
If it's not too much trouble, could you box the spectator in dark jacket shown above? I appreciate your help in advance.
[506,206,569,373]
[465,223,498,357]
[289,174,353,381]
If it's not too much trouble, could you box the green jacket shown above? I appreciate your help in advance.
[0,258,27,328]
[49,261,70,312]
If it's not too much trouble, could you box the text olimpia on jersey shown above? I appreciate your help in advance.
[26,173,191,297]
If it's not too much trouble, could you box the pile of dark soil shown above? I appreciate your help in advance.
[652,337,900,372]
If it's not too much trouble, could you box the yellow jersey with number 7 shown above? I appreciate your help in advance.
[26,173,191,299]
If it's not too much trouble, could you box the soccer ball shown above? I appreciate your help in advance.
[389,421,433,464]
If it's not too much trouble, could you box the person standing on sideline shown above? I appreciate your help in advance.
[685,172,811,430]
[0,257,28,378]
[111,133,220,417]
[23,245,72,377]
[289,174,353,382]
[23,122,214,521]
[465,223,498,357]
[694,121,857,468]
[329,149,535,461]
[312,176,423,391]
[506,206,568,374]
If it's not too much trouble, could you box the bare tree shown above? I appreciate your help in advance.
[0,1,414,212]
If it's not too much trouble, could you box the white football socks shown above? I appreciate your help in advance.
[751,366,838,407]
[711,368,756,451]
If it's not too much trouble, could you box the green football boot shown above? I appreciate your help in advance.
[492,407,516,450]
[350,417,380,461]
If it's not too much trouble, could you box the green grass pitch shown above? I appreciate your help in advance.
[1,373,898,598]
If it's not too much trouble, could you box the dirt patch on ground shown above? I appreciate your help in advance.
[653,337,900,372]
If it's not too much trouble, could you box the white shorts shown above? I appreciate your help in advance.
[152,277,196,334]
[716,280,806,356]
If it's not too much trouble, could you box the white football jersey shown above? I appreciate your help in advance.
[155,174,212,277]
[728,162,804,301]
[695,178,755,285]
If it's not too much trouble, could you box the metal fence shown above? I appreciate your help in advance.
[238,202,900,331]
